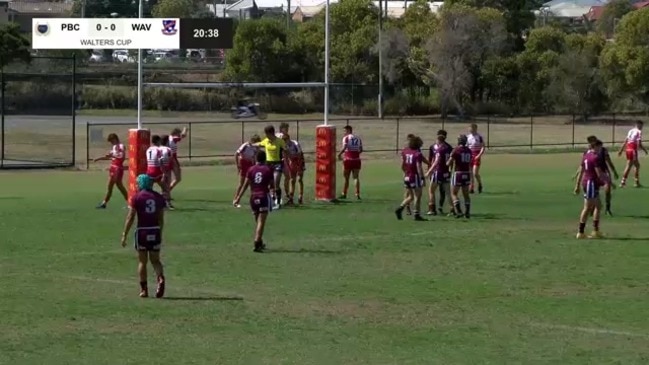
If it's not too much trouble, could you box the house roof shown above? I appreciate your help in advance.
[633,0,649,8]
[543,0,608,7]
[9,1,73,14]
[293,0,442,18]
[229,0,256,11]
[206,0,257,16]
[585,5,604,20]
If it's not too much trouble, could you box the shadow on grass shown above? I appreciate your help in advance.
[620,215,649,219]
[163,296,244,301]
[265,248,343,254]
[605,237,649,241]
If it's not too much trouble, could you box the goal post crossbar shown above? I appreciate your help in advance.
[143,82,328,89]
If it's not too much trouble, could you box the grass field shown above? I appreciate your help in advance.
[0,111,641,168]
[3,154,649,364]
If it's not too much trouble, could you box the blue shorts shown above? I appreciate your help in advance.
[582,179,600,200]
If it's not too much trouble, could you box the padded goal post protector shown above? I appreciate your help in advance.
[315,125,336,201]
[128,129,151,204]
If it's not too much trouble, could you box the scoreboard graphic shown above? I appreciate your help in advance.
[32,18,234,49]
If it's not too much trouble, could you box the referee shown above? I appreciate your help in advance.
[254,125,286,207]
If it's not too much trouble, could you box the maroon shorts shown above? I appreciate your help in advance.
[134,227,162,251]
[239,160,253,178]
[600,171,611,185]
[430,171,450,184]
[109,165,124,181]
[404,174,424,189]
[343,159,361,172]
[452,171,471,187]
[250,194,272,214]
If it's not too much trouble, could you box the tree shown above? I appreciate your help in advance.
[0,23,31,68]
[152,0,194,18]
[600,8,649,110]
[72,0,138,17]
[596,0,633,38]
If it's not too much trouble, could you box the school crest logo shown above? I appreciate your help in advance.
[36,23,49,35]
[161,20,177,35]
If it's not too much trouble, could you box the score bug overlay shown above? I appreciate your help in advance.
[32,18,234,50]
[32,18,180,49]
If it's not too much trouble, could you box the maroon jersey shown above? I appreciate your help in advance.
[131,190,165,228]
[433,142,453,174]
[581,151,600,182]
[247,163,274,197]
[401,148,424,179]
[451,146,472,172]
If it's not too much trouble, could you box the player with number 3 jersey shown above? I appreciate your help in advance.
[121,174,167,298]
[338,125,363,200]
[234,150,276,253]
[448,135,472,218]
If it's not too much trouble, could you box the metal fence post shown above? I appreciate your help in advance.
[529,114,533,149]
[486,116,490,148]
[441,115,445,130]
[395,117,400,153]
[296,119,300,142]
[612,113,616,146]
[71,54,77,167]
[571,114,576,147]
[188,122,193,160]
[85,122,90,169]
[1,60,4,169]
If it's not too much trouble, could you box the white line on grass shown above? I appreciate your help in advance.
[530,322,649,338]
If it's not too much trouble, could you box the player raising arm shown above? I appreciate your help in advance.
[574,138,604,239]
[618,120,647,187]
[120,174,167,298]
[93,133,128,209]
[168,127,188,194]
[233,135,261,207]
[448,135,472,218]
[426,131,453,216]
[159,135,174,209]
[395,136,426,221]
[233,151,276,253]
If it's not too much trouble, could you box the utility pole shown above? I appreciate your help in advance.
[81,0,86,17]
[377,0,383,118]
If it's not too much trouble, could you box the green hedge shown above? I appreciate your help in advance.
[4,82,452,116]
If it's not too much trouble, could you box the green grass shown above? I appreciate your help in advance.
[3,154,649,364]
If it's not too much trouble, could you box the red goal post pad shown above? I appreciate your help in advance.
[315,125,336,201]
[127,129,150,204]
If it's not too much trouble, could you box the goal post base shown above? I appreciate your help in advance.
[315,125,337,202]
[128,129,150,204]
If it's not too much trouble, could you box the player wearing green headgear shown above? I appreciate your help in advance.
[121,174,167,298]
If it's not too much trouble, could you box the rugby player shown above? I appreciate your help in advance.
[574,138,604,239]
[618,120,647,187]
[426,130,453,216]
[159,135,174,208]
[395,136,426,221]
[254,125,285,208]
[146,135,169,201]
[168,127,187,194]
[448,135,472,218]
[120,174,167,298]
[282,133,306,205]
[467,123,485,194]
[233,151,276,252]
[233,135,261,207]
[276,122,291,202]
[93,133,128,209]
[338,125,363,200]
[573,137,618,215]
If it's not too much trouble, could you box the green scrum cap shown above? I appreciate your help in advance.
[136,174,154,191]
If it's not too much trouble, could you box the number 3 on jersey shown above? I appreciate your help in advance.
[254,172,263,184]
[145,199,156,213]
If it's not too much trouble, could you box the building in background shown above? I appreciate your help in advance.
[207,0,260,19]
[4,1,72,32]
